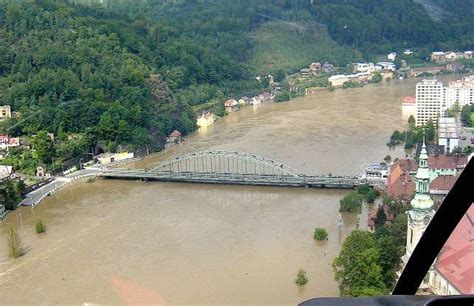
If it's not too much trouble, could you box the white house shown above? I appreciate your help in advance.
[377,62,396,71]
[387,52,397,61]
[352,62,376,73]
[404,49,413,55]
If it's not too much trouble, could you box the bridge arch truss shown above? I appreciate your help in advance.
[149,150,306,178]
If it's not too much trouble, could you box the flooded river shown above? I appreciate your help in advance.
[0,76,459,305]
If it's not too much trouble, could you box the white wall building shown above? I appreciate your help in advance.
[437,117,459,153]
[352,62,379,73]
[415,76,474,126]
[415,79,444,126]
[444,75,474,109]
[376,62,396,71]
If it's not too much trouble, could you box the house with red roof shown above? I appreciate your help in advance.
[0,134,21,150]
[428,154,468,181]
[427,204,474,295]
[429,175,457,195]
[166,130,182,144]
[387,159,417,203]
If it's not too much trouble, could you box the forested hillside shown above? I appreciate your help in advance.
[0,0,267,167]
[86,0,474,65]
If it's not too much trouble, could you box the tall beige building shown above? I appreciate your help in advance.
[415,79,443,126]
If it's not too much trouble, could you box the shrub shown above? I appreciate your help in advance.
[7,224,23,258]
[369,72,383,83]
[339,191,363,212]
[295,269,309,287]
[357,184,380,204]
[274,92,291,102]
[35,219,46,234]
[314,227,328,241]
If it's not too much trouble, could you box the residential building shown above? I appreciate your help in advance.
[444,75,474,110]
[376,62,396,71]
[322,62,334,73]
[437,117,458,153]
[309,62,321,73]
[0,105,11,120]
[250,96,261,105]
[387,52,397,61]
[196,112,214,127]
[402,96,416,121]
[167,130,182,143]
[387,159,417,203]
[430,50,471,62]
[431,52,446,62]
[415,76,474,126]
[0,134,20,150]
[415,79,444,126]
[427,154,468,181]
[352,62,377,73]
[429,175,457,195]
[404,49,413,55]
[445,51,457,61]
[224,99,239,112]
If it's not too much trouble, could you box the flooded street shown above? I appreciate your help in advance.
[0,77,459,305]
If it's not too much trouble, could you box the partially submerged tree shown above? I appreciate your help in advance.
[314,227,328,241]
[295,269,309,287]
[6,224,23,258]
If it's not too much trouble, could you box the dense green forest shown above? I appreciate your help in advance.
[0,0,472,172]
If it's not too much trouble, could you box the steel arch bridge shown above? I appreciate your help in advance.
[102,150,362,189]
[149,150,306,177]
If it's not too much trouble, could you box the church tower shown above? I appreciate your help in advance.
[403,137,435,263]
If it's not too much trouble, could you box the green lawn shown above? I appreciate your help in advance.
[470,113,474,126]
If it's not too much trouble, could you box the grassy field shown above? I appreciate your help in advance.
[249,21,360,75]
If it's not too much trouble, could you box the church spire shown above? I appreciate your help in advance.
[411,132,433,210]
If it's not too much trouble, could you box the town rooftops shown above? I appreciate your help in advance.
[428,154,468,170]
[429,175,457,194]
[387,175,415,202]
[435,204,474,294]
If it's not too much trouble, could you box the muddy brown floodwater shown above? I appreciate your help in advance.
[0,76,461,305]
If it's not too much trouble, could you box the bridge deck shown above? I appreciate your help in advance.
[101,169,361,189]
